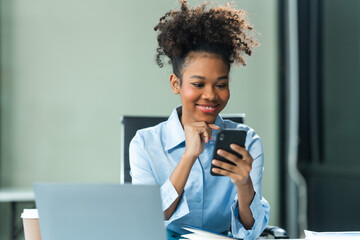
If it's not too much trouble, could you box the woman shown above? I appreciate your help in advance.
[130,1,270,239]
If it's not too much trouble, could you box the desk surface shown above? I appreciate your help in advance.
[0,190,305,240]
[0,188,34,202]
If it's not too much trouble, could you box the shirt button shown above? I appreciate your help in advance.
[196,197,201,203]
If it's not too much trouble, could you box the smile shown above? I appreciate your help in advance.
[196,104,219,113]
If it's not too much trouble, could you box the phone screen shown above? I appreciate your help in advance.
[210,129,247,176]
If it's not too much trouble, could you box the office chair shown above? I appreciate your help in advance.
[120,114,289,239]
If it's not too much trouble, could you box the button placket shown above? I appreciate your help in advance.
[196,150,207,226]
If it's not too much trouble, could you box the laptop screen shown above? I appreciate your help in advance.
[34,183,167,240]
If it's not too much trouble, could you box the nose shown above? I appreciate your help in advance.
[202,86,216,101]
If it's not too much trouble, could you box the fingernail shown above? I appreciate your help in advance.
[217,149,222,154]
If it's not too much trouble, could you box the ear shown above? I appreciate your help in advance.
[170,74,180,95]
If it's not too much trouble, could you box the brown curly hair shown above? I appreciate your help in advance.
[154,0,258,80]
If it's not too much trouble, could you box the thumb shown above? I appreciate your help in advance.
[208,124,220,130]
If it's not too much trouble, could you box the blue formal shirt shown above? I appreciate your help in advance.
[129,107,270,240]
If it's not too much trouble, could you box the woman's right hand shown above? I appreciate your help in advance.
[165,122,219,220]
[183,122,220,160]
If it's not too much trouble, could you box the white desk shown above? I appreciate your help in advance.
[0,189,34,202]
[0,189,35,240]
[0,190,305,240]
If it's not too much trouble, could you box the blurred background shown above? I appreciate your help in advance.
[0,0,359,239]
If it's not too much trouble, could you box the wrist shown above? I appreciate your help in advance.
[236,177,255,206]
[235,176,252,189]
[182,151,199,163]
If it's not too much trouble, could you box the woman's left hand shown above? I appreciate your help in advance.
[211,144,253,187]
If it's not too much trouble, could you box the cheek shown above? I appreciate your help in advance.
[221,89,230,102]
[181,86,199,101]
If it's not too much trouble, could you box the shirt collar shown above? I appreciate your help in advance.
[163,106,226,151]
[163,106,186,151]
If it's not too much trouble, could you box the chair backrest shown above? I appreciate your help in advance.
[120,113,245,183]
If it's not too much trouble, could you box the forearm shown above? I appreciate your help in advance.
[236,177,255,229]
[164,153,196,220]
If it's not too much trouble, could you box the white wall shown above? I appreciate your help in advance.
[0,0,279,237]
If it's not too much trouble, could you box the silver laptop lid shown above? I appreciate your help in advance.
[34,183,167,240]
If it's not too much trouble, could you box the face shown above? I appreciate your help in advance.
[170,53,230,126]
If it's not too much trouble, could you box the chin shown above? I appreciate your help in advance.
[196,115,218,124]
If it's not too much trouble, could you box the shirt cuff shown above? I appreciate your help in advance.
[160,178,190,227]
[230,192,270,240]
[160,178,179,211]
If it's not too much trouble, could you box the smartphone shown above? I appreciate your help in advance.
[210,129,247,176]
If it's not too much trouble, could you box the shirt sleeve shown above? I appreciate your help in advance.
[129,131,190,226]
[230,133,270,240]
[231,192,270,239]
[162,178,190,227]
[129,131,157,185]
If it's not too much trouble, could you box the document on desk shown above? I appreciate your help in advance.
[181,225,239,240]
[305,230,360,240]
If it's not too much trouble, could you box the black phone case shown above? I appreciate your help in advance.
[210,129,247,176]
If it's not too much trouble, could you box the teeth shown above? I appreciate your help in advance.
[198,105,216,110]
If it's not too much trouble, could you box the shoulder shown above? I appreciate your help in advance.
[130,120,167,147]
[222,119,263,156]
[223,119,261,139]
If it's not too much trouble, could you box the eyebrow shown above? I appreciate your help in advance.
[190,75,229,80]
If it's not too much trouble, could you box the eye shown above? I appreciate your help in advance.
[216,83,228,89]
[191,83,204,88]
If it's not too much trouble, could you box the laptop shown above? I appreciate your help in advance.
[34,183,167,240]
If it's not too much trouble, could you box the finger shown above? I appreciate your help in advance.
[204,124,214,142]
[216,149,240,164]
[213,168,246,183]
[230,144,253,163]
[207,124,219,140]
[199,131,210,144]
[192,122,215,142]
[211,167,238,178]
[212,160,251,177]
[208,124,220,130]
[230,144,247,154]
[211,167,228,176]
[200,129,210,143]
[212,160,237,173]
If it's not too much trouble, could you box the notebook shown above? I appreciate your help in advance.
[34,183,167,240]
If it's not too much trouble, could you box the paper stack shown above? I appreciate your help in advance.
[181,226,238,240]
[305,230,360,240]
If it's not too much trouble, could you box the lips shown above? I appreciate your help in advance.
[196,104,219,114]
